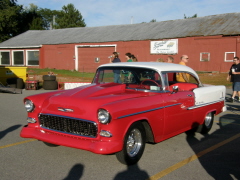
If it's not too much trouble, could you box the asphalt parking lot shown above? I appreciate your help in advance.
[0,88,240,180]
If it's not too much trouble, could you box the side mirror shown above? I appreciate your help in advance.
[171,86,179,94]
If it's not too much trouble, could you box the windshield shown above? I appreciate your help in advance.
[92,67,162,91]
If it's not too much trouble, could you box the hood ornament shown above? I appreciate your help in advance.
[58,107,74,112]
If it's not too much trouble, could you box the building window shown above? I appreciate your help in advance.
[200,52,210,62]
[12,51,24,65]
[225,52,236,62]
[27,50,39,66]
[0,51,10,65]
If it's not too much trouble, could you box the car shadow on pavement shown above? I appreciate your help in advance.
[186,113,240,179]
[0,124,22,140]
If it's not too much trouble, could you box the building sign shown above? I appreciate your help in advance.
[150,39,178,54]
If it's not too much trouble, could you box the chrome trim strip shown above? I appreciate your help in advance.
[27,117,37,123]
[40,126,96,138]
[188,99,224,110]
[58,107,74,112]
[117,103,181,119]
[126,87,164,93]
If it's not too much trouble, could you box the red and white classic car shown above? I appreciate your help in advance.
[20,62,226,165]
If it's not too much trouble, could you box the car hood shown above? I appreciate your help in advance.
[40,83,149,118]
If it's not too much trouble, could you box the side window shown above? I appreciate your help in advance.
[162,72,172,91]
[175,72,199,84]
[12,50,24,65]
[163,72,199,91]
[176,72,190,83]
[27,50,39,66]
[0,51,10,65]
[162,72,177,89]
[188,74,199,84]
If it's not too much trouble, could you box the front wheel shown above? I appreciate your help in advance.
[116,122,146,165]
[198,112,214,134]
[43,141,59,147]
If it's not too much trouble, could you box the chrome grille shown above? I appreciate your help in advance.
[39,114,98,138]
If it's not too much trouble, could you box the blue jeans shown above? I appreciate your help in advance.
[233,82,240,91]
[114,73,121,83]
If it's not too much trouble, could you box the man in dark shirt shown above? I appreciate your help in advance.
[227,57,240,102]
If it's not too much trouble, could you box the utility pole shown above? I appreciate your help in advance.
[52,15,55,29]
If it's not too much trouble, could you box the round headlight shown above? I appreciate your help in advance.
[98,109,111,124]
[24,99,35,112]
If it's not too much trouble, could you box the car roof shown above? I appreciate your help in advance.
[99,62,199,78]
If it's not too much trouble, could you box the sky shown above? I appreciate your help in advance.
[17,0,240,27]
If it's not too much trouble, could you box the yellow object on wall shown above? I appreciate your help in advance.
[0,66,27,85]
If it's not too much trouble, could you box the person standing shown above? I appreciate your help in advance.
[227,57,240,102]
[176,55,189,82]
[125,52,133,62]
[167,56,174,63]
[109,52,121,63]
[131,54,138,62]
[109,52,121,83]
[122,52,133,82]
[179,55,189,66]
[156,58,164,62]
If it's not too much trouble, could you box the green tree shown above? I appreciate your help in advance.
[0,0,23,42]
[184,14,197,19]
[21,4,45,31]
[38,8,60,30]
[150,19,157,22]
[0,2,87,43]
[55,3,86,29]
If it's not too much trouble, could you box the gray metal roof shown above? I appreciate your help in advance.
[1,12,240,48]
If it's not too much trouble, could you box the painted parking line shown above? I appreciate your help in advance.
[0,139,36,149]
[147,133,240,180]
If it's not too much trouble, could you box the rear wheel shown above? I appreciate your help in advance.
[198,112,214,134]
[116,122,146,165]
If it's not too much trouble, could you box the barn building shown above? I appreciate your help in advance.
[0,12,240,73]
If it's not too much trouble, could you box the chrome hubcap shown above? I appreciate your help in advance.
[126,129,142,157]
[205,113,212,127]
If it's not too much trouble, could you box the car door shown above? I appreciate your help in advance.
[162,91,194,136]
[161,72,195,137]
